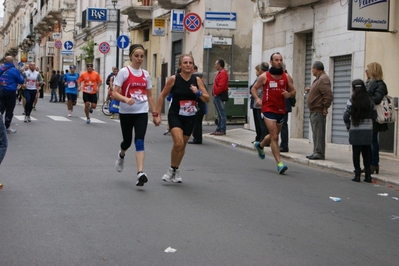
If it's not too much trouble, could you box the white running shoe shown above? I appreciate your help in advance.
[68,111,72,117]
[24,116,28,123]
[27,116,31,122]
[6,128,17,134]
[115,152,124,172]
[172,169,182,183]
[136,172,148,186]
[162,167,175,182]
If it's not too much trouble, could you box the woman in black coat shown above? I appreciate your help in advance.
[344,79,376,182]
[365,62,388,174]
[49,70,58,102]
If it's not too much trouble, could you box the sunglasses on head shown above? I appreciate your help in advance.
[87,64,93,67]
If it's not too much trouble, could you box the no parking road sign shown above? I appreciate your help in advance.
[184,12,202,32]
[54,40,62,50]
[98,42,110,54]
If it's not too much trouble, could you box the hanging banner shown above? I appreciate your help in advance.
[348,0,390,32]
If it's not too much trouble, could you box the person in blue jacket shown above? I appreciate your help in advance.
[0,56,25,133]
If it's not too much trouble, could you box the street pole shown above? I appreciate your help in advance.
[116,8,120,69]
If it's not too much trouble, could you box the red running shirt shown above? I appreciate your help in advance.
[120,68,148,101]
[262,71,288,114]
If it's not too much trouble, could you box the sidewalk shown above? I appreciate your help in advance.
[203,127,399,186]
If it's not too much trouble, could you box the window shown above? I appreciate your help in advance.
[143,29,150,42]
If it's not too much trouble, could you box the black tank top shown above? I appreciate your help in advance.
[169,74,198,115]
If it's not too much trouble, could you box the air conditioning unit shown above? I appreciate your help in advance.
[46,41,54,57]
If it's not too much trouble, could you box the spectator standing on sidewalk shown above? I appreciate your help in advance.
[154,54,210,183]
[106,66,117,87]
[38,70,45,98]
[211,59,229,136]
[49,70,58,103]
[250,63,269,143]
[305,61,333,160]
[280,63,296,152]
[251,52,296,174]
[108,67,119,119]
[23,62,43,123]
[365,62,388,175]
[58,70,66,103]
[0,55,25,133]
[343,79,376,183]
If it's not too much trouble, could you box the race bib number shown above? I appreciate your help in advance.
[130,92,148,103]
[179,100,197,116]
[27,79,36,87]
[269,81,278,88]
[68,81,75,88]
[85,86,93,93]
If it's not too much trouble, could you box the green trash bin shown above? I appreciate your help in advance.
[215,80,248,124]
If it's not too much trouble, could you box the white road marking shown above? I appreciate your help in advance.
[79,117,106,123]
[14,115,38,121]
[47,116,72,121]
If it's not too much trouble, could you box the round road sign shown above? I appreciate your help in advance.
[54,40,62,50]
[99,42,111,54]
[183,12,202,32]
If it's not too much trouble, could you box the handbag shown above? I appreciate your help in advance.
[375,95,396,124]
[109,99,120,114]
[220,90,229,102]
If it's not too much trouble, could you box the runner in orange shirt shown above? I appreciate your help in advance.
[77,63,102,124]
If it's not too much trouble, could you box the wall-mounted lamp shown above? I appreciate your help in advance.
[61,19,75,33]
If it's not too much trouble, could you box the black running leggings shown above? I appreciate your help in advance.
[119,113,148,151]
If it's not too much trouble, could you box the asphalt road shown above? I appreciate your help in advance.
[1,99,398,266]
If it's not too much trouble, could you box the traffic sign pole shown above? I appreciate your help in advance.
[116,9,120,69]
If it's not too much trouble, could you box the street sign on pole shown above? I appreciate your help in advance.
[204,35,212,49]
[117,35,130,49]
[212,36,233,46]
[183,12,202,32]
[171,9,185,32]
[204,20,237,29]
[204,11,237,29]
[54,40,62,50]
[52,33,62,40]
[205,12,237,21]
[64,41,74,50]
[98,42,111,54]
